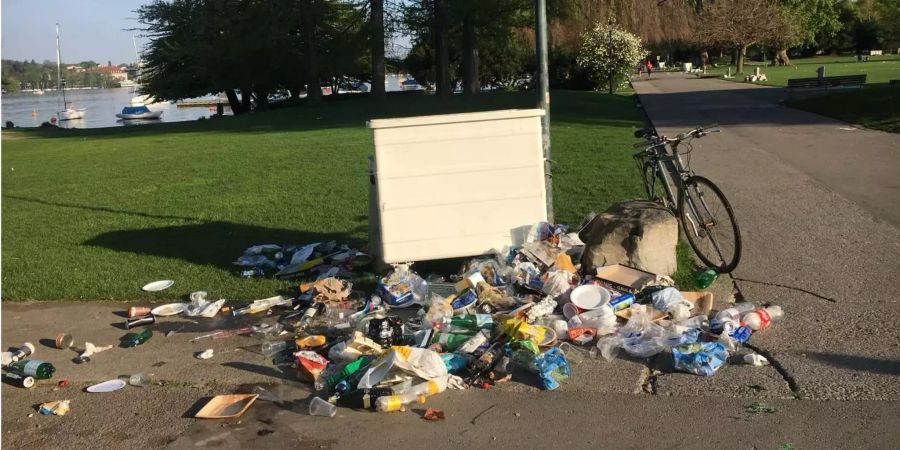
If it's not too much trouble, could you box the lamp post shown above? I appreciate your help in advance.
[535,0,552,222]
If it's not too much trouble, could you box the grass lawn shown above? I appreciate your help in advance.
[786,84,900,133]
[704,54,900,87]
[4,90,699,301]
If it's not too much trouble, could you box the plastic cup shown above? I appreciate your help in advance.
[309,396,336,417]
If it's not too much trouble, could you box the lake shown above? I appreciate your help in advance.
[0,87,220,129]
[1,75,418,129]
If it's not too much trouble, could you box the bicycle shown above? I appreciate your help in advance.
[632,124,742,273]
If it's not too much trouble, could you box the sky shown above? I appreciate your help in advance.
[2,0,149,65]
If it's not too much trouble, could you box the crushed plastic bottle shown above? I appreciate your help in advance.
[742,306,783,331]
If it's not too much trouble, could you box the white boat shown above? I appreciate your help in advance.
[115,36,164,121]
[33,89,45,95]
[115,105,163,120]
[55,24,86,121]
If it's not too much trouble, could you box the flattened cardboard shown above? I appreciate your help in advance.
[194,394,259,419]
[594,264,658,294]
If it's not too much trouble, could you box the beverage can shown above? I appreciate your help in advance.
[608,293,635,311]
[55,333,74,349]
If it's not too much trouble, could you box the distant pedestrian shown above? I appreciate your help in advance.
[645,60,653,79]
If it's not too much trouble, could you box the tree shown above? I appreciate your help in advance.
[770,0,842,65]
[874,0,900,48]
[695,0,784,73]
[576,20,645,94]
[370,0,386,99]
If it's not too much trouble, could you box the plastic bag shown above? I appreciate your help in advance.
[533,347,570,390]
[295,351,329,383]
[650,288,692,322]
[596,335,623,361]
[618,306,683,358]
[672,342,729,376]
[542,270,573,298]
[357,346,447,389]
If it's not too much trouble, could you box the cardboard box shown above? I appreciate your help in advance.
[681,291,714,317]
[594,264,658,294]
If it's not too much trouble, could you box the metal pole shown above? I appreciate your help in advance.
[535,0,553,223]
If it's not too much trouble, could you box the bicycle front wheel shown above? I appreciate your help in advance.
[678,176,742,273]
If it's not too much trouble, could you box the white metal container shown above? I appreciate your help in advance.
[368,109,547,264]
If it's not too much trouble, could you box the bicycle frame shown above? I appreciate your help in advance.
[635,140,705,238]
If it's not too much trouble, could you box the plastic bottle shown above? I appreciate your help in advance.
[695,269,718,289]
[710,303,755,332]
[742,306,783,331]
[122,328,153,347]
[317,355,375,392]
[678,314,710,331]
[3,372,35,388]
[330,387,393,410]
[375,377,448,412]
[7,343,35,364]
[128,373,150,387]
[6,359,56,379]
[431,332,475,351]
[261,341,287,357]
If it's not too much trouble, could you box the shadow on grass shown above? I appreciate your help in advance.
[83,221,365,271]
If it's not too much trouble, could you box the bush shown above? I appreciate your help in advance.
[576,21,646,92]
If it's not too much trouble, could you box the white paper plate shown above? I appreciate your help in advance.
[570,284,611,311]
[86,379,127,393]
[151,303,188,316]
[142,280,174,292]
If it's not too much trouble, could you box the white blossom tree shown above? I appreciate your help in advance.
[576,20,646,94]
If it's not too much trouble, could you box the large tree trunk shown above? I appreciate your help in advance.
[255,88,269,109]
[225,88,243,115]
[462,15,479,95]
[736,44,748,73]
[301,0,321,104]
[433,0,450,98]
[370,0,385,99]
[774,48,790,66]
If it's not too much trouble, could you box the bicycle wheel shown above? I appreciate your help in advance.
[678,176,742,273]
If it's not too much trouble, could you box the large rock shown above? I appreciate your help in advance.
[579,200,678,276]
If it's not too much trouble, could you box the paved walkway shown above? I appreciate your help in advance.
[634,75,900,401]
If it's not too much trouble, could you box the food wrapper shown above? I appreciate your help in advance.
[295,351,329,383]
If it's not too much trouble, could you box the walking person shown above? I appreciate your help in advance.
[645,59,653,79]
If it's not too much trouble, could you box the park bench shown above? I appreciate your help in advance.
[786,74,867,90]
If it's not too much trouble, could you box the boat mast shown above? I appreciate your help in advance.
[56,23,67,109]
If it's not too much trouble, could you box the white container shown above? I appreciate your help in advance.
[368,109,548,264]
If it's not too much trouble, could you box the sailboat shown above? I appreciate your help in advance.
[116,35,163,120]
[56,23,86,121]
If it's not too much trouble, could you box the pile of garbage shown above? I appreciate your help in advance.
[1,223,782,419]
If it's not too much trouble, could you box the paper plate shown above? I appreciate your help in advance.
[534,325,557,347]
[570,285,611,311]
[142,280,174,292]
[151,303,188,316]
[86,379,127,393]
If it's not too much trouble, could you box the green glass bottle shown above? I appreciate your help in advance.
[6,359,55,380]
[321,355,374,391]
[695,269,718,289]
[122,328,153,347]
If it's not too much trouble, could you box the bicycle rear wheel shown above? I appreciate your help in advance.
[678,176,742,273]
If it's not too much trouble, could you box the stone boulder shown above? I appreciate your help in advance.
[579,200,678,276]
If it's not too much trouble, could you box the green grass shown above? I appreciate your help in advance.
[2,90,663,301]
[704,54,900,87]
[786,84,900,133]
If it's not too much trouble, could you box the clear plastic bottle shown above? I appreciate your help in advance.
[678,314,710,331]
[375,377,448,412]
[742,306,783,331]
[710,303,755,331]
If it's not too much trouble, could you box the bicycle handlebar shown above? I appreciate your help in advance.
[636,124,720,147]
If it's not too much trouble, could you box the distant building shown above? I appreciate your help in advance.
[88,64,128,82]
[66,64,85,73]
